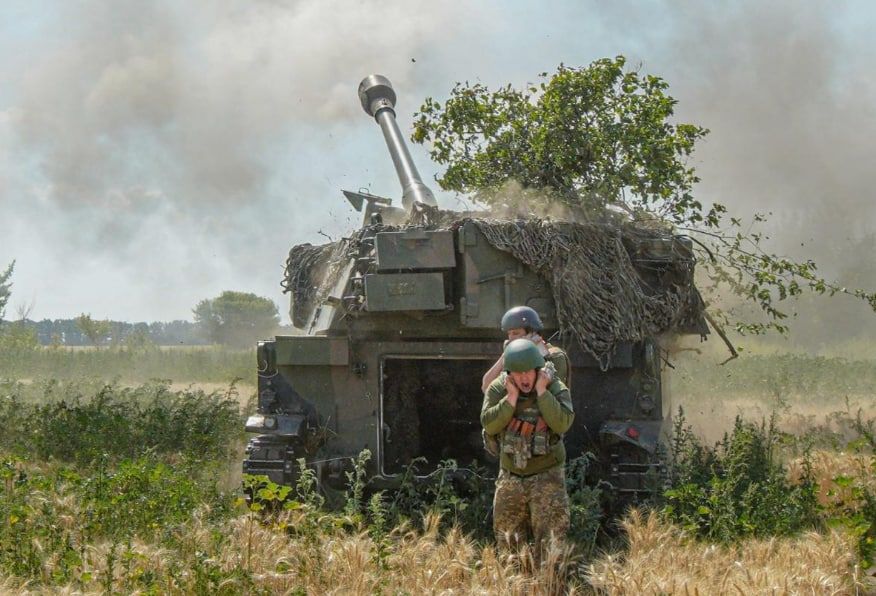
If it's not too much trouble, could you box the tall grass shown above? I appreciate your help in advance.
[588,510,865,594]
[671,352,876,402]
[0,351,874,593]
[0,345,254,384]
[0,379,244,462]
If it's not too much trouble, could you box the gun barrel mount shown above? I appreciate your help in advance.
[358,74,437,211]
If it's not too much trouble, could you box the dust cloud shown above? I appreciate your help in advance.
[623,0,876,346]
[3,0,874,335]
[0,0,479,320]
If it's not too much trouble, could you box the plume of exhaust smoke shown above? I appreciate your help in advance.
[1,0,478,320]
[591,0,876,345]
[3,0,875,334]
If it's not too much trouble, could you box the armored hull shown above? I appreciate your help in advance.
[243,75,708,501]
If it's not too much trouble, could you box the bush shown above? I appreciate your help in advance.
[0,455,232,583]
[0,380,243,463]
[821,412,876,570]
[663,409,821,541]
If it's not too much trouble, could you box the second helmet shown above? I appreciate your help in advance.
[500,306,543,332]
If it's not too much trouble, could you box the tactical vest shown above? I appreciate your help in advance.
[482,361,560,460]
[500,392,559,470]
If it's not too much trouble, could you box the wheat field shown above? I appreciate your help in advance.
[0,346,874,594]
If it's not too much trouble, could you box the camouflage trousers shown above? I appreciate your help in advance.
[492,465,570,551]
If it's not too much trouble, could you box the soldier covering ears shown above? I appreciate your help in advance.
[481,306,570,393]
[481,338,574,552]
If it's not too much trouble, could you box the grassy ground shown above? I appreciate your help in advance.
[0,344,254,386]
[0,344,873,593]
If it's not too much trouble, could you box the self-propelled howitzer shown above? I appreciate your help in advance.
[243,75,708,500]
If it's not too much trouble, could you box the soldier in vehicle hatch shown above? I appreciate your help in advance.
[481,339,574,552]
[481,306,570,394]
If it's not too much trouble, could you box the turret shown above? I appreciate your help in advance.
[358,75,437,211]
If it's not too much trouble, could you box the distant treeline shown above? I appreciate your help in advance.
[9,319,207,346]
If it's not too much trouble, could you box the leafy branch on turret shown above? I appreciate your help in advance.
[411,57,876,340]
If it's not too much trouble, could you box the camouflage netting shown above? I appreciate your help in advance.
[471,219,704,367]
[280,207,470,327]
[281,239,354,328]
[282,215,705,367]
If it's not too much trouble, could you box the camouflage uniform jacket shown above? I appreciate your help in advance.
[480,374,574,476]
[544,343,570,386]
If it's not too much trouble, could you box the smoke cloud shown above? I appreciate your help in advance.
[587,0,876,345]
[1,0,483,320]
[2,0,874,342]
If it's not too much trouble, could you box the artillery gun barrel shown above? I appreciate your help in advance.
[358,74,437,211]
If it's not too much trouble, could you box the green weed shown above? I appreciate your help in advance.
[0,379,243,462]
[0,344,254,384]
[0,455,232,585]
[664,409,821,541]
[565,454,603,555]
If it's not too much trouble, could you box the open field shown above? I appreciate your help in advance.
[0,344,255,387]
[0,345,874,593]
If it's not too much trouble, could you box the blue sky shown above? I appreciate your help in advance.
[1,0,874,322]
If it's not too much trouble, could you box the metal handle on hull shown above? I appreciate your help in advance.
[358,74,437,211]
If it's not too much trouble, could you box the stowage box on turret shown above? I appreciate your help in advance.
[243,75,708,500]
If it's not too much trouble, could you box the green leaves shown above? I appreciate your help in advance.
[664,410,822,541]
[413,57,876,338]
[413,57,708,215]
[0,380,242,463]
[0,455,230,583]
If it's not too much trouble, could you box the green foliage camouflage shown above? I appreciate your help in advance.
[411,57,876,338]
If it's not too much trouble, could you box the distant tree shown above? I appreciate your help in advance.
[0,261,13,323]
[3,300,39,350]
[193,291,280,348]
[75,313,112,347]
[0,267,39,351]
[125,323,156,352]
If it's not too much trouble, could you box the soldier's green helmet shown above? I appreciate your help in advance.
[500,306,543,332]
[503,339,545,372]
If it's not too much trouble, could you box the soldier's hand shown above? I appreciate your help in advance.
[535,369,551,396]
[504,375,520,405]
